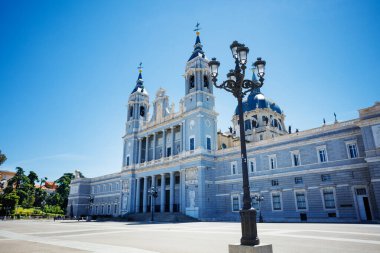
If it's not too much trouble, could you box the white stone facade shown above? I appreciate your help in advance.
[68,33,380,223]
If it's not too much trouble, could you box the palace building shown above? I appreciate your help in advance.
[68,31,380,223]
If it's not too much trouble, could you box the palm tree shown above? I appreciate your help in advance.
[0,150,7,166]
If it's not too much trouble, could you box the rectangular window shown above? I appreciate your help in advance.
[126,156,130,166]
[295,191,307,210]
[293,154,299,166]
[167,147,171,157]
[323,188,336,209]
[271,179,279,186]
[232,195,240,211]
[347,143,358,158]
[206,137,211,150]
[294,177,303,184]
[190,137,195,151]
[101,205,104,214]
[249,159,256,173]
[317,146,328,163]
[95,206,98,214]
[321,174,331,182]
[231,161,237,175]
[356,188,367,195]
[272,192,282,211]
[291,151,300,167]
[269,155,277,169]
[108,205,111,214]
[114,204,118,214]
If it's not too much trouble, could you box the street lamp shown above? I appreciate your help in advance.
[209,41,266,246]
[253,195,264,223]
[148,187,158,222]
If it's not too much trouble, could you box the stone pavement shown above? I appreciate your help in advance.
[0,220,379,253]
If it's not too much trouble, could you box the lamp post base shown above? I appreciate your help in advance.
[240,209,260,246]
[229,244,273,253]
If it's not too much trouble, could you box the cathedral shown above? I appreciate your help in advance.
[68,30,380,223]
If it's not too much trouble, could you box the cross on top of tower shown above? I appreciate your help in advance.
[138,62,143,73]
[194,22,201,36]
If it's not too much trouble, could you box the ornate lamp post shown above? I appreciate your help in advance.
[148,186,158,222]
[209,41,266,246]
[254,195,264,223]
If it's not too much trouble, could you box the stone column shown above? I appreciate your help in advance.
[180,170,185,213]
[151,175,156,187]
[171,126,175,156]
[153,133,156,160]
[163,129,167,157]
[180,122,184,152]
[145,135,149,162]
[182,120,186,152]
[160,173,166,212]
[170,171,175,212]
[151,175,156,212]
[143,176,148,213]
[138,138,142,164]
[135,178,141,213]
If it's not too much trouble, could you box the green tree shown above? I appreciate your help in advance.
[39,177,47,188]
[6,167,28,189]
[27,171,39,185]
[0,191,19,215]
[46,192,61,206]
[5,167,35,208]
[55,173,74,212]
[34,187,47,207]
[0,150,6,166]
[34,176,48,207]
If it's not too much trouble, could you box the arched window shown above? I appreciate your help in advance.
[253,115,258,128]
[129,106,133,117]
[271,119,278,127]
[203,76,209,88]
[245,120,252,130]
[140,106,145,117]
[189,75,195,89]
[262,116,268,125]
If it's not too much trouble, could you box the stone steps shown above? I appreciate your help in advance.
[126,212,198,223]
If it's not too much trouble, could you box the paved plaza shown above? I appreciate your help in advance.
[0,220,379,253]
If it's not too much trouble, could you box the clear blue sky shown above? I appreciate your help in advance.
[1,0,379,180]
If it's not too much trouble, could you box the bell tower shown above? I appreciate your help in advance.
[180,25,218,156]
[183,25,214,112]
[123,64,149,167]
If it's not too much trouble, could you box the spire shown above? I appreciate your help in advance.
[131,62,146,94]
[188,23,205,61]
